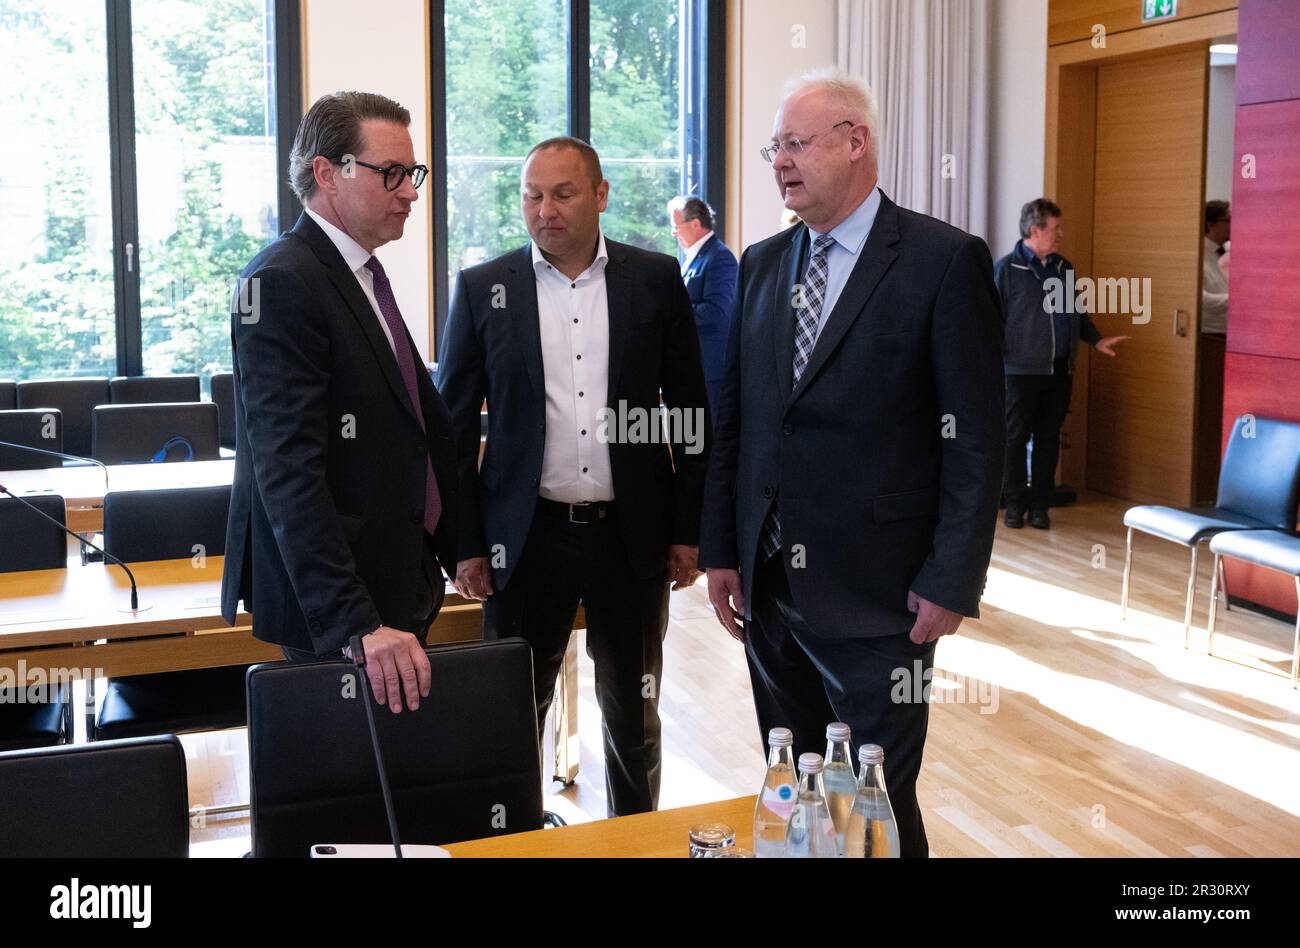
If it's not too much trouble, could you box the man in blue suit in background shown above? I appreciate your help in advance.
[669,196,738,409]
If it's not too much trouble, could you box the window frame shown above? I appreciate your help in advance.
[101,0,303,377]
[428,0,726,357]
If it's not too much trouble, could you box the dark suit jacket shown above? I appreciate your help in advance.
[221,212,459,655]
[436,238,711,591]
[682,233,739,401]
[699,192,1004,637]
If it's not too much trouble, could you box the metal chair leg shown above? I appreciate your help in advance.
[1218,555,1231,612]
[1183,543,1199,650]
[1292,576,1299,689]
[1206,553,1222,657]
[1121,527,1134,619]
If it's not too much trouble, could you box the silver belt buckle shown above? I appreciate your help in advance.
[569,502,588,524]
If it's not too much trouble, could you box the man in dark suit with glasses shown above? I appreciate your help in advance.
[222,91,458,714]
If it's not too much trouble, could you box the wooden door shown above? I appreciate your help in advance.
[1087,45,1208,505]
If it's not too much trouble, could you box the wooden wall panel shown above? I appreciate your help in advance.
[1086,47,1207,505]
[1236,0,1300,104]
[1051,65,1099,488]
[1049,0,1237,47]
[1226,99,1300,361]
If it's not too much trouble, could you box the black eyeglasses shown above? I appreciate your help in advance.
[340,158,429,191]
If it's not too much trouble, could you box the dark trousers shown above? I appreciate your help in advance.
[746,553,936,858]
[483,501,669,818]
[1003,359,1073,509]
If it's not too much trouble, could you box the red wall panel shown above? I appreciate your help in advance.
[1237,0,1300,105]
[1227,100,1300,360]
[1222,0,1300,620]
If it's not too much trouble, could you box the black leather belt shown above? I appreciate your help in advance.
[537,497,614,524]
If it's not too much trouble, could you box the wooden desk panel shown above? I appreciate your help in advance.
[443,796,756,858]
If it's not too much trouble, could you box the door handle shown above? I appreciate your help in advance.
[1172,308,1187,337]
[124,242,135,273]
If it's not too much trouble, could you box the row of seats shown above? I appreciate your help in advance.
[0,403,224,467]
[1122,415,1300,685]
[0,639,545,857]
[0,373,235,459]
[0,485,244,749]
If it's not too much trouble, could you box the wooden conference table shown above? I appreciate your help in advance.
[0,459,235,533]
[0,556,583,780]
[444,795,757,858]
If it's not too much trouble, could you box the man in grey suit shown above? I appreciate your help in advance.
[700,70,1004,857]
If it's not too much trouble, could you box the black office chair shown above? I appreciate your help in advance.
[92,485,245,740]
[1122,415,1300,647]
[110,374,201,404]
[0,407,63,470]
[209,371,236,451]
[0,494,72,750]
[16,377,110,459]
[0,379,15,410]
[0,735,189,856]
[90,402,220,464]
[248,639,545,857]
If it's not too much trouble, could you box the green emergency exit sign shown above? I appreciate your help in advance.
[1143,0,1178,21]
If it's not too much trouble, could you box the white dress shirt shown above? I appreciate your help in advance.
[1201,236,1229,335]
[304,206,397,354]
[532,233,615,504]
[680,231,712,277]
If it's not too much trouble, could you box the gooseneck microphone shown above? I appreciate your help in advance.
[349,633,404,859]
[0,483,146,613]
[0,440,111,493]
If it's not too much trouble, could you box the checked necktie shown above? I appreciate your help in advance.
[759,232,835,560]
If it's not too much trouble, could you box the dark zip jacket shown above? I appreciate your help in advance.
[994,240,1101,375]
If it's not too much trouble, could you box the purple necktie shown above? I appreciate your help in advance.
[365,255,441,537]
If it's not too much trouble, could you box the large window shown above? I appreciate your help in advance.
[435,0,724,349]
[0,0,301,390]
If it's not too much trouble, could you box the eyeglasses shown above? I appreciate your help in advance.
[342,158,429,191]
[760,120,854,164]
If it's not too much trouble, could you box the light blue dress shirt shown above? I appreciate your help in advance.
[803,186,882,341]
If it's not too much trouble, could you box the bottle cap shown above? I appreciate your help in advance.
[768,727,793,748]
[826,722,851,742]
[797,752,824,774]
[858,743,884,765]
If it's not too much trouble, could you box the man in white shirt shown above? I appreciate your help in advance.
[1202,200,1230,335]
[437,137,712,816]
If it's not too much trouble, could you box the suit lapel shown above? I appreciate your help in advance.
[605,240,631,407]
[787,195,901,407]
[772,224,807,399]
[292,213,421,425]
[504,245,545,403]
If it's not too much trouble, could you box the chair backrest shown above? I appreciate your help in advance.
[248,639,543,857]
[16,377,110,458]
[103,485,230,563]
[0,735,189,857]
[209,371,236,451]
[91,402,220,464]
[110,374,201,405]
[0,494,67,572]
[0,408,63,470]
[1217,415,1300,530]
[0,380,15,410]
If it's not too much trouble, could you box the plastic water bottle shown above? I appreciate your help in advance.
[844,743,901,858]
[752,727,798,858]
[784,752,838,858]
[822,722,856,856]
